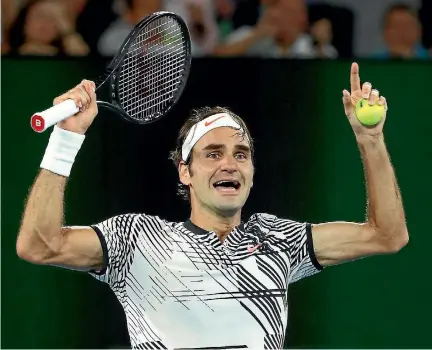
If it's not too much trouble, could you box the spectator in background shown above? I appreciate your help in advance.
[8,0,89,56]
[214,0,336,58]
[372,3,429,59]
[307,2,353,58]
[309,0,421,57]
[165,0,219,57]
[2,0,27,54]
[75,0,118,56]
[211,4,278,57]
[214,0,236,41]
[309,17,338,58]
[98,0,162,56]
[99,0,219,57]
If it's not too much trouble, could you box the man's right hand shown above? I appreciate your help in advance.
[54,79,98,135]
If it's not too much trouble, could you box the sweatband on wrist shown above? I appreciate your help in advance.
[40,125,85,177]
[181,113,248,162]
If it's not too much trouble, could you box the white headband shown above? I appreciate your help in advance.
[181,113,246,161]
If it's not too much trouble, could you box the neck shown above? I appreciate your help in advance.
[189,204,241,241]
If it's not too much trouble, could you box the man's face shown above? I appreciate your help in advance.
[385,10,420,47]
[180,127,254,217]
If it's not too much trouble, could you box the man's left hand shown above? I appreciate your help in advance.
[342,62,388,137]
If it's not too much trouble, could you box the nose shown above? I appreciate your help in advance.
[220,155,238,173]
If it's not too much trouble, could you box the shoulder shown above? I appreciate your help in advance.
[245,212,276,226]
[244,214,310,254]
[245,213,306,232]
[93,213,176,234]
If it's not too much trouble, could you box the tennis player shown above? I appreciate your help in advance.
[17,62,408,350]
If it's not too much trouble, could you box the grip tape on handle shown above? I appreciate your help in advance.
[31,99,79,133]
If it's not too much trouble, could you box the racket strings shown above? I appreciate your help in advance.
[117,46,185,96]
[123,28,185,118]
[119,39,186,86]
[119,55,185,106]
[121,51,184,117]
[127,26,185,113]
[123,80,181,115]
[118,16,188,122]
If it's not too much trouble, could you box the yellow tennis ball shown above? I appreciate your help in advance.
[355,98,385,126]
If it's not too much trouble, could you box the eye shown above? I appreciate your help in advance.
[207,152,220,159]
[235,153,247,160]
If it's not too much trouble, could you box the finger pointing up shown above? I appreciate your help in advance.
[350,62,361,94]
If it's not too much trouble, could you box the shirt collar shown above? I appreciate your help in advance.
[183,219,245,236]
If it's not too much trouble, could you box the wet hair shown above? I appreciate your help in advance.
[169,106,254,202]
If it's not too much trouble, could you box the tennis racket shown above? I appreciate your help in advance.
[31,11,192,133]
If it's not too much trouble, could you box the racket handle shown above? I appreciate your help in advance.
[31,99,79,133]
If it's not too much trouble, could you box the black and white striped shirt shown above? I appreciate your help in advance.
[90,213,323,349]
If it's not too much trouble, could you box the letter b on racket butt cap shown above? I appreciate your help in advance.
[30,99,79,133]
[31,114,45,133]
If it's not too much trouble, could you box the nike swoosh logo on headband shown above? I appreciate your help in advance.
[204,116,225,127]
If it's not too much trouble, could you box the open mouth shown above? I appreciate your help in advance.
[213,180,241,192]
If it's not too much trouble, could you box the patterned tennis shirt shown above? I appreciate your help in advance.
[90,212,323,349]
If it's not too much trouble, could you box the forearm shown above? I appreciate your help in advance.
[17,170,67,260]
[17,125,85,260]
[357,134,408,244]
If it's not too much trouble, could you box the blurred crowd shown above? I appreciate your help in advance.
[1,0,431,59]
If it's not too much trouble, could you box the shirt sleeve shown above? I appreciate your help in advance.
[88,213,139,285]
[257,213,324,284]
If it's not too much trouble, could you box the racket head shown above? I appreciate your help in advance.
[98,11,192,125]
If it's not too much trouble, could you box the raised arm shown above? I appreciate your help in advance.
[311,63,409,267]
[17,80,101,271]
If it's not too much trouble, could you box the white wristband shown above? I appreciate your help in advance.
[40,125,86,177]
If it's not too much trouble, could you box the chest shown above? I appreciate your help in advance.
[132,230,291,302]
[125,229,292,342]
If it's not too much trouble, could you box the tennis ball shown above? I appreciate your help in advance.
[355,98,385,126]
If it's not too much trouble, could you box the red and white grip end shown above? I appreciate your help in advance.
[31,99,79,133]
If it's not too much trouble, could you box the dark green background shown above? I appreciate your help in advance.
[2,58,430,348]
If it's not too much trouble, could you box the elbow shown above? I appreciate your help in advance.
[16,233,55,264]
[382,228,409,254]
[16,240,32,262]
[16,237,40,263]
[393,229,409,252]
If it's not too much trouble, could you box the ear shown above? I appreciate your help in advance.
[179,161,191,186]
